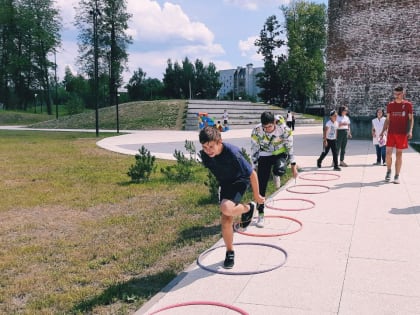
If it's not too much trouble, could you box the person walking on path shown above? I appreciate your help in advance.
[336,105,352,167]
[291,112,296,131]
[286,110,293,129]
[223,109,229,126]
[372,108,387,165]
[199,126,264,269]
[317,110,341,171]
[251,111,298,228]
[379,86,414,184]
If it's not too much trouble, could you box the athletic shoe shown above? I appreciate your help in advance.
[340,161,348,167]
[240,202,255,229]
[274,176,281,189]
[385,170,391,182]
[256,214,265,228]
[382,163,387,166]
[393,175,400,184]
[317,159,322,168]
[333,166,341,171]
[373,162,381,166]
[223,250,235,269]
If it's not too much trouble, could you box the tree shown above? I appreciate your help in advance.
[75,0,132,108]
[0,0,61,112]
[282,1,327,111]
[162,57,221,99]
[254,15,289,105]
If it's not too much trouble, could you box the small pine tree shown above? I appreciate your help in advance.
[204,170,219,203]
[127,146,156,182]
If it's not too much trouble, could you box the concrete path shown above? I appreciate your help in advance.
[111,125,420,315]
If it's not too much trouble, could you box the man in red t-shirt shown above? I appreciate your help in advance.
[379,86,414,183]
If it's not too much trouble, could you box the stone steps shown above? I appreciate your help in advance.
[185,100,318,130]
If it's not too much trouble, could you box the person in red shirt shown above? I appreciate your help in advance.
[379,86,414,183]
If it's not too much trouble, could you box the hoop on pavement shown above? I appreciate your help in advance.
[299,172,340,181]
[286,184,330,194]
[265,197,315,211]
[197,242,287,275]
[148,301,249,315]
[233,215,303,237]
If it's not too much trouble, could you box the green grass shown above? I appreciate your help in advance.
[0,130,221,314]
[28,100,187,130]
[0,110,52,125]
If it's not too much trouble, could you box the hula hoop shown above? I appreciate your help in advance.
[265,197,315,211]
[286,184,330,194]
[299,172,340,181]
[197,242,287,275]
[148,301,249,315]
[233,215,302,237]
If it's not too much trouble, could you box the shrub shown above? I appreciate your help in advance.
[161,140,199,182]
[127,146,156,182]
[204,170,219,203]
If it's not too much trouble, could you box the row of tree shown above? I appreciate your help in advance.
[0,0,325,114]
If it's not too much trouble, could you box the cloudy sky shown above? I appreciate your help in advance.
[55,0,327,84]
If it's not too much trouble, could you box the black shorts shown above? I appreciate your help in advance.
[220,180,249,204]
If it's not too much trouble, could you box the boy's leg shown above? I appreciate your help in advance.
[221,213,234,251]
[257,156,272,215]
[340,132,348,162]
[330,140,339,168]
[395,149,403,176]
[381,146,386,164]
[375,144,381,163]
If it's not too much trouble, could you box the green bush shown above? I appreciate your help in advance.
[204,170,219,203]
[160,140,200,182]
[127,146,156,182]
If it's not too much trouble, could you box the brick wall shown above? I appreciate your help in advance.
[326,0,420,139]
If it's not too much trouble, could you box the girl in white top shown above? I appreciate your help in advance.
[336,105,352,166]
[372,108,387,165]
[317,110,341,171]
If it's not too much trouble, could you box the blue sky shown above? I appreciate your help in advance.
[55,0,327,84]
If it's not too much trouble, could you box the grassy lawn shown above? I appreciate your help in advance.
[27,100,187,130]
[0,110,52,125]
[0,130,223,314]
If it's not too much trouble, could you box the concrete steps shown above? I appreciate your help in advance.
[185,100,318,130]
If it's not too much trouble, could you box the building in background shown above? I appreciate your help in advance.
[218,64,263,101]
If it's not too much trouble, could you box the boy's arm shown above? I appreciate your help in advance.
[250,170,265,204]
[323,125,329,146]
[380,114,390,137]
[408,113,414,139]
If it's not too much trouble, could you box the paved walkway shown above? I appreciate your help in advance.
[110,126,419,315]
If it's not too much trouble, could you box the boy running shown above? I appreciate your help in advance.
[251,111,298,228]
[379,86,414,183]
[199,126,264,268]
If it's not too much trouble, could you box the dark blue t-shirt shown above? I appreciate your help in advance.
[200,142,252,186]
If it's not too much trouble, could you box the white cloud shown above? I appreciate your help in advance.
[127,0,214,45]
[224,0,291,11]
[54,0,77,30]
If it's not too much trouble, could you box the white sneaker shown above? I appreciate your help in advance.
[273,176,281,189]
[256,215,265,228]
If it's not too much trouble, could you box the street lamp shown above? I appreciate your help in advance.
[116,92,120,133]
[90,0,100,137]
[34,93,38,113]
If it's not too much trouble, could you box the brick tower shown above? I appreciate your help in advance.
[325,0,419,137]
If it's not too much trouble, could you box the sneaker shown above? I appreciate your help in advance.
[340,161,348,167]
[385,170,391,182]
[393,175,400,184]
[256,214,265,228]
[273,176,281,189]
[240,202,255,229]
[223,250,235,269]
[317,159,322,168]
[333,166,341,171]
[382,162,387,166]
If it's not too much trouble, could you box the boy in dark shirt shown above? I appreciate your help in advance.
[199,126,265,268]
